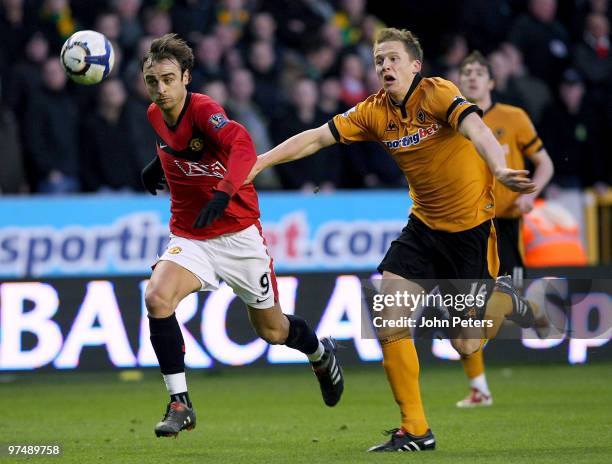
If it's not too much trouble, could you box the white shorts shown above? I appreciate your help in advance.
[157,223,277,309]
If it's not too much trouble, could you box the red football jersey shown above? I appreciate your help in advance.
[147,92,260,239]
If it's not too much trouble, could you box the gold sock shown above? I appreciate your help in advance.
[484,291,512,339]
[381,338,429,436]
[461,346,485,379]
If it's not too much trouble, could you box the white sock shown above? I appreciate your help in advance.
[163,372,188,395]
[470,373,490,396]
[307,340,325,362]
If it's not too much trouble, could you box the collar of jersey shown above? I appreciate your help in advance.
[388,73,422,118]
[164,92,192,131]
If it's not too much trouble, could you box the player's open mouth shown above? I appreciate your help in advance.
[384,75,395,83]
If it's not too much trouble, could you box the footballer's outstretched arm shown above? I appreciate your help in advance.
[459,112,536,194]
[245,124,337,183]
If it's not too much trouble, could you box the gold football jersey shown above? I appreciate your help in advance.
[331,74,494,232]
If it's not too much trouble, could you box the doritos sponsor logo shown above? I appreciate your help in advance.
[168,246,182,254]
[383,123,441,150]
[209,112,228,130]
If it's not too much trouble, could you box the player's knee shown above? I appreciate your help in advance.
[144,287,173,318]
[452,338,481,356]
[254,325,287,345]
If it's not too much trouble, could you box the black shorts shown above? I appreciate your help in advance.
[378,214,498,281]
[376,214,499,333]
[495,217,524,276]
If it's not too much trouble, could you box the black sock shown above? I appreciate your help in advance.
[284,314,319,355]
[170,392,192,408]
[149,313,185,375]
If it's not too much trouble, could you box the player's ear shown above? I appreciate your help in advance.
[182,70,191,86]
[412,59,422,73]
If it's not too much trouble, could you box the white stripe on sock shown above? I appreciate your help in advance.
[307,340,325,362]
[469,373,490,396]
[163,372,188,395]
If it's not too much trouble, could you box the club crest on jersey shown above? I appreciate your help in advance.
[382,123,441,150]
[189,138,204,151]
[174,159,227,178]
[417,109,426,123]
[209,112,228,130]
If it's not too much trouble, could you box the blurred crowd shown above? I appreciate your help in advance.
[0,0,610,195]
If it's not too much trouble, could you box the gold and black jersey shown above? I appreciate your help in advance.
[330,74,494,233]
[483,103,543,218]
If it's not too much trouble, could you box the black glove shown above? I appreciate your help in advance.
[193,191,230,228]
[141,156,164,195]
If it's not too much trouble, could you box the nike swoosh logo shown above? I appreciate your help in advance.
[159,143,168,149]
[256,296,269,303]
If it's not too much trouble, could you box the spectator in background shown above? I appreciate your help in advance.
[113,0,143,57]
[248,11,284,62]
[303,40,338,81]
[0,0,34,80]
[123,71,158,183]
[321,20,345,54]
[489,43,551,125]
[26,57,79,193]
[216,0,251,39]
[214,22,240,56]
[170,0,213,42]
[38,0,76,51]
[264,0,329,52]
[540,69,606,190]
[339,53,367,106]
[351,14,384,69]
[95,10,121,45]
[226,68,273,155]
[318,77,343,117]
[509,0,570,86]
[0,79,27,194]
[459,0,518,55]
[122,35,154,88]
[191,34,227,90]
[271,77,341,190]
[572,13,612,90]
[430,34,469,77]
[7,32,48,125]
[332,0,367,46]
[247,40,283,119]
[201,80,228,106]
[81,78,141,192]
[143,7,172,38]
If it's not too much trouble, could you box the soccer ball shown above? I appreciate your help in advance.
[60,30,114,85]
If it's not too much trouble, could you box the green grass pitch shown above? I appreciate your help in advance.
[2,362,611,463]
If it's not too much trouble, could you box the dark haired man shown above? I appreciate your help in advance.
[140,33,344,438]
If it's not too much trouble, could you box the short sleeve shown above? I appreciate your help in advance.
[427,78,482,130]
[514,109,543,157]
[329,101,375,144]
